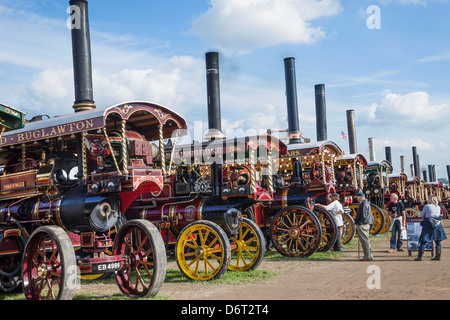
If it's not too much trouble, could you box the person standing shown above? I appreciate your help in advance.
[387,194,406,253]
[325,193,344,251]
[415,195,447,261]
[354,191,374,261]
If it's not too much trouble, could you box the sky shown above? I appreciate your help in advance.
[0,0,449,181]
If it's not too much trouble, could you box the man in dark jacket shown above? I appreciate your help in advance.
[355,191,374,261]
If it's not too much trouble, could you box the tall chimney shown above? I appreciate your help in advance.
[447,165,450,184]
[315,84,327,142]
[368,137,376,162]
[412,146,419,178]
[70,0,95,112]
[410,164,414,177]
[204,52,225,141]
[284,58,302,144]
[400,156,405,173]
[428,165,433,182]
[205,52,225,197]
[432,165,437,182]
[346,110,357,154]
[385,146,392,166]
[422,170,428,182]
[416,154,421,180]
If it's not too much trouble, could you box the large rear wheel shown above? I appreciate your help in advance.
[270,206,322,257]
[229,218,265,271]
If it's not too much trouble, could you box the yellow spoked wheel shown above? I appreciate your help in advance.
[176,220,231,281]
[229,218,265,272]
[314,205,338,252]
[378,209,392,234]
[405,207,421,218]
[270,205,322,257]
[341,208,356,245]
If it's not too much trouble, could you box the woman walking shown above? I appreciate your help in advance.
[415,195,447,261]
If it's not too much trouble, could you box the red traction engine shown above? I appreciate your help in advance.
[0,101,185,299]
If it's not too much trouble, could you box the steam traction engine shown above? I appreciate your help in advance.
[0,101,187,299]
[141,134,281,280]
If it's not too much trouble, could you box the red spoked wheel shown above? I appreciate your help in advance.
[22,226,77,300]
[270,206,322,257]
[114,219,166,298]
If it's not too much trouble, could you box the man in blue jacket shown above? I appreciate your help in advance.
[354,191,374,261]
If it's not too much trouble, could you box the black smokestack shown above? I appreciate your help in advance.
[432,165,437,182]
[400,155,405,173]
[447,165,450,184]
[428,165,433,182]
[204,52,225,141]
[69,0,95,112]
[284,57,301,144]
[346,110,357,154]
[205,52,225,197]
[315,84,327,142]
[423,170,428,182]
[412,146,419,178]
[385,146,392,166]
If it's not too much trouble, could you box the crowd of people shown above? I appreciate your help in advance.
[325,192,447,261]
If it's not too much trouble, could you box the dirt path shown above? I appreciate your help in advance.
[80,220,450,300]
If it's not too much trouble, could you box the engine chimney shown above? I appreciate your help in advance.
[315,84,327,142]
[70,0,95,112]
[368,138,376,162]
[400,155,405,173]
[284,58,302,144]
[346,110,357,154]
[205,52,225,197]
[385,146,392,167]
[447,165,450,184]
[428,165,433,182]
[412,147,420,179]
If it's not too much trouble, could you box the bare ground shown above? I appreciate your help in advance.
[79,220,450,300]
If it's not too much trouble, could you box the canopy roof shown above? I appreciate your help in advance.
[0,101,187,148]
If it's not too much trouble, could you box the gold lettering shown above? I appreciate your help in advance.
[85,119,94,129]
[75,121,85,130]
[17,133,24,142]
[41,129,49,138]
[57,125,67,134]
[50,127,57,136]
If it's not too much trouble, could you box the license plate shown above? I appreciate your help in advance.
[92,261,122,274]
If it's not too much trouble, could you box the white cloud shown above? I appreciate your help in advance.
[358,91,450,129]
[25,55,205,117]
[190,0,342,55]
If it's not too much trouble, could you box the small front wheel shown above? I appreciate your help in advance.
[176,220,231,281]
[22,226,77,300]
[114,219,167,298]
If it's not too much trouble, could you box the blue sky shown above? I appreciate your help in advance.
[0,0,449,180]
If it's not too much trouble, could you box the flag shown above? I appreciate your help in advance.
[341,131,347,140]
